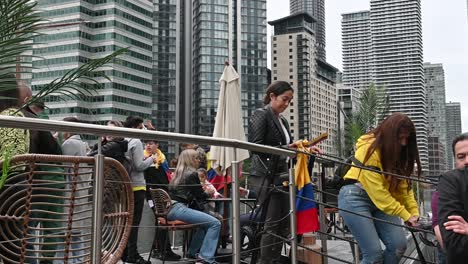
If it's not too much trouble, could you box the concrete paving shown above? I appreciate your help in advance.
[120,202,434,264]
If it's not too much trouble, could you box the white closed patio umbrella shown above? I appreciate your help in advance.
[210,62,249,176]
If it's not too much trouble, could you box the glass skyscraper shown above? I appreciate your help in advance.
[150,0,267,156]
[190,0,268,136]
[446,102,462,169]
[424,63,447,176]
[153,0,179,154]
[32,0,153,123]
[342,0,428,171]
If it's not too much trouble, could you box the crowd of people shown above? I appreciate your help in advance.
[1,80,468,264]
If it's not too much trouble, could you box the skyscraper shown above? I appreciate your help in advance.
[341,11,373,92]
[190,0,268,136]
[424,63,447,175]
[446,102,462,169]
[152,0,179,138]
[341,0,428,170]
[290,0,326,61]
[32,0,153,123]
[269,13,338,155]
[151,0,268,152]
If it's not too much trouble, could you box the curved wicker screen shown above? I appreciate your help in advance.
[0,154,133,263]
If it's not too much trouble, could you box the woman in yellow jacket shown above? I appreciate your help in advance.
[338,113,421,264]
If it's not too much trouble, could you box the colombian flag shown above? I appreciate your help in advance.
[145,149,172,182]
[206,152,231,191]
[160,159,172,182]
[295,142,320,234]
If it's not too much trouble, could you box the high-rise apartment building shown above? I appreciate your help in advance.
[152,0,192,155]
[341,11,373,92]
[424,63,447,175]
[428,136,446,179]
[190,0,268,136]
[150,0,267,155]
[269,13,337,155]
[152,0,178,144]
[290,0,326,61]
[446,102,462,169]
[32,0,153,123]
[341,0,428,170]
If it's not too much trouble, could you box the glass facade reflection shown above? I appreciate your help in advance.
[32,0,153,124]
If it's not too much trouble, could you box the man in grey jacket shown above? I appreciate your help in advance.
[122,116,155,264]
[59,117,92,263]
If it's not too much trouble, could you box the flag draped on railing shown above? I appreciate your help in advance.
[294,141,320,234]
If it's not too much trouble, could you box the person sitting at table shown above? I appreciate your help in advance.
[168,149,221,264]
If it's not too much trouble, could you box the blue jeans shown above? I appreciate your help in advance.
[437,245,446,264]
[338,184,407,264]
[53,231,88,263]
[167,202,221,263]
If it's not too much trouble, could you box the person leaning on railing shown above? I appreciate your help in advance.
[338,113,422,264]
[248,81,321,264]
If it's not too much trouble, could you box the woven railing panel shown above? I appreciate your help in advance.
[0,154,133,264]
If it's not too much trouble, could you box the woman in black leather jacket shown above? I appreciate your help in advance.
[248,81,294,264]
[168,149,221,264]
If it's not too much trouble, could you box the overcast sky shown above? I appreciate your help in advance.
[267,0,468,132]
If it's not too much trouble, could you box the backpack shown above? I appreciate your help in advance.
[331,155,381,190]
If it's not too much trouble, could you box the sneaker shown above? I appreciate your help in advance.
[159,250,181,261]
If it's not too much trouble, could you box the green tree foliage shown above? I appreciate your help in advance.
[343,83,390,156]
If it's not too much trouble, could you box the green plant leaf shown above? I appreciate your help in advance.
[0,147,12,190]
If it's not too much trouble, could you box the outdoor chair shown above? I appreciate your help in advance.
[148,188,196,264]
[0,154,133,264]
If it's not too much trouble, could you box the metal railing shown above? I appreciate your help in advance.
[0,115,295,264]
[0,115,438,264]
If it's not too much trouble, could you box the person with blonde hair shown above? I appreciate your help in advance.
[169,149,220,264]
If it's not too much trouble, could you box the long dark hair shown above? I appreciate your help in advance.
[263,81,293,105]
[363,113,421,191]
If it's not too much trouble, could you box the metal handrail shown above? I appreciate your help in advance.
[0,115,295,157]
[0,115,297,264]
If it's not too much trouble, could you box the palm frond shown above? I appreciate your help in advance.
[23,47,128,110]
[0,0,41,93]
[342,83,392,154]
